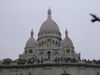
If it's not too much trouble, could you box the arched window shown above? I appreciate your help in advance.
[56,41,57,45]
[45,32,47,34]
[29,49,32,54]
[25,50,27,54]
[66,49,70,53]
[39,42,41,46]
[44,41,46,44]
[48,32,50,34]
[47,51,51,59]
[41,41,43,45]
[52,40,54,44]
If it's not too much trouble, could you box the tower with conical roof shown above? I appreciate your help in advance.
[62,29,79,60]
[19,30,37,59]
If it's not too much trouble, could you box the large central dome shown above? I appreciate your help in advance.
[39,8,60,32]
[40,17,60,32]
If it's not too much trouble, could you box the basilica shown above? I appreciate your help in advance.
[0,9,100,75]
[19,8,80,62]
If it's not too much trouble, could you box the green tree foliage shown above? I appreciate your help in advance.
[2,58,12,65]
[16,58,26,64]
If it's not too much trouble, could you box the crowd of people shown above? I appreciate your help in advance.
[0,57,100,65]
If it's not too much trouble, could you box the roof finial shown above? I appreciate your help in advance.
[48,7,51,17]
[65,29,68,36]
[31,29,34,37]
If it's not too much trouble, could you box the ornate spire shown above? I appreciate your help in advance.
[31,29,34,37]
[48,8,51,17]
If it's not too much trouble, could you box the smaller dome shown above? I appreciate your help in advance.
[62,37,73,47]
[62,30,73,47]
[26,30,36,47]
[26,38,36,47]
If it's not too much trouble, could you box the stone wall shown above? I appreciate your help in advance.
[0,63,100,75]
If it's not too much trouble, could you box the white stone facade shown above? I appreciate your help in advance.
[19,8,80,61]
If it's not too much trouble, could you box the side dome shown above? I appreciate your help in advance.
[26,30,36,47]
[39,8,60,32]
[26,38,36,47]
[62,37,73,47]
[62,30,74,47]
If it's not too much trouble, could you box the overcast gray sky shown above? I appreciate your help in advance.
[0,0,100,60]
